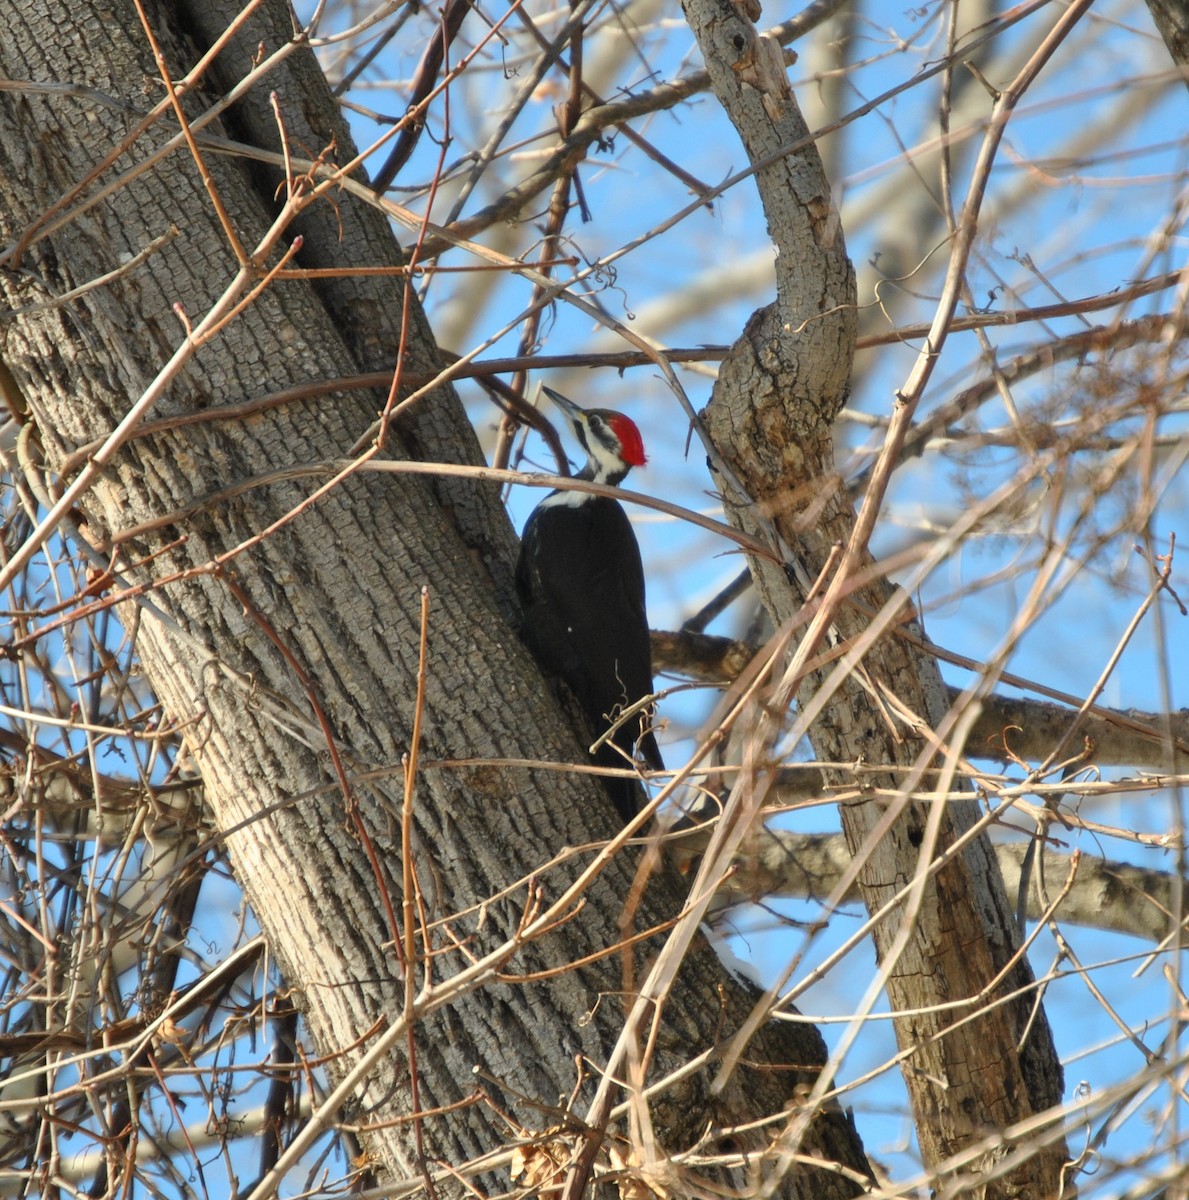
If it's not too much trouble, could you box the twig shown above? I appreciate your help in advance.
[132,0,246,262]
[402,586,437,1200]
[370,0,475,192]
[681,568,754,633]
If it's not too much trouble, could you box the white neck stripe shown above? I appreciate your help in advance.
[539,488,592,509]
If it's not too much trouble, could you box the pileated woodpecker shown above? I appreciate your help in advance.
[516,386,662,822]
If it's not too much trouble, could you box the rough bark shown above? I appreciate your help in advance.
[0,0,869,1193]
[679,0,1070,1193]
[1145,0,1189,76]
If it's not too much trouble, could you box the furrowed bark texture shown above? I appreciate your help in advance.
[1145,0,1189,73]
[0,0,870,1193]
[680,0,1070,1193]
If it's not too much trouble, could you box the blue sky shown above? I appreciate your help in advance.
[4,0,1186,1193]
[316,0,1189,1186]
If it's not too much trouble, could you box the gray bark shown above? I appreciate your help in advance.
[1145,0,1189,75]
[679,0,1070,1192]
[0,0,868,1193]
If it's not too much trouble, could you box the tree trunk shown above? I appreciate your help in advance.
[1145,0,1189,75]
[0,0,868,1193]
[680,0,1070,1193]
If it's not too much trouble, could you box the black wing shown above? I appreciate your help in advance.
[516,496,662,817]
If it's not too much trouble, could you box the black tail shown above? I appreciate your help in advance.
[596,720,663,824]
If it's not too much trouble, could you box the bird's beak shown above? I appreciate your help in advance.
[541,386,586,428]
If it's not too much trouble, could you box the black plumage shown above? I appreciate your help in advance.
[515,389,662,822]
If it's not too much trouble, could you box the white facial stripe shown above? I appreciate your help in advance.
[584,418,627,479]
